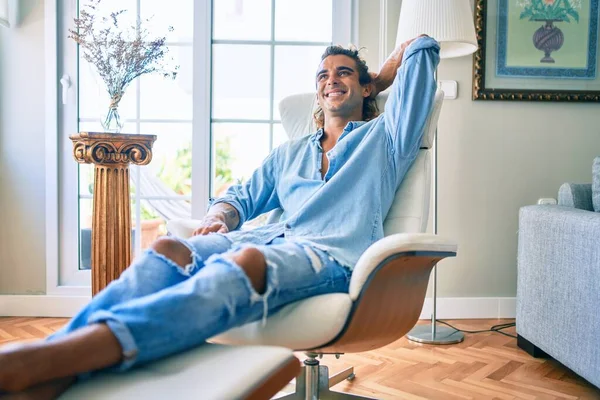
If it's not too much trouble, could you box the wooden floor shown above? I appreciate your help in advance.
[1,317,598,399]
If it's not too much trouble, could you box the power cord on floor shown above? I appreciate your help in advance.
[436,320,517,339]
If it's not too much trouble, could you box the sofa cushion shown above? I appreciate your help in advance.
[593,157,600,212]
[558,183,594,211]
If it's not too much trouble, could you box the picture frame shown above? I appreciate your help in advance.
[473,0,600,101]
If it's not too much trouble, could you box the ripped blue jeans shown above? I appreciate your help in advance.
[49,234,351,371]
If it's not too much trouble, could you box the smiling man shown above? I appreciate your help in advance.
[0,36,439,398]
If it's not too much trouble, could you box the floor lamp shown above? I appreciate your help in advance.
[396,0,478,344]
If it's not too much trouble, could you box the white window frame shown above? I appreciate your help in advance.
[46,0,63,295]
[46,0,356,295]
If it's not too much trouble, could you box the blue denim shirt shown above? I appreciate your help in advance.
[211,37,440,269]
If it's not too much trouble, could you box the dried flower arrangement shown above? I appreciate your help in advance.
[68,0,179,132]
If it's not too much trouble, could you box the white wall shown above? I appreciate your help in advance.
[0,0,598,302]
[0,0,46,294]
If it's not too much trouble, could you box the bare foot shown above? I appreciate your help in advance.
[0,342,42,392]
[0,324,122,392]
[0,377,75,400]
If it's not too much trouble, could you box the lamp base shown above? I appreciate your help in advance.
[406,323,464,344]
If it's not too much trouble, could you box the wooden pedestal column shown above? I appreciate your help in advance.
[70,132,157,295]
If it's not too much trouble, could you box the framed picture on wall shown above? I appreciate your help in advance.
[473,0,600,101]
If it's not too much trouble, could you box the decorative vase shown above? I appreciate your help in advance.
[101,93,125,133]
[86,63,126,133]
[532,19,564,63]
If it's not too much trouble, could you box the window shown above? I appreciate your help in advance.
[54,0,353,290]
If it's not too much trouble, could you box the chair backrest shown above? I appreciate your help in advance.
[278,89,444,235]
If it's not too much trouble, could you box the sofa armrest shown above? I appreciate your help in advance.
[517,205,600,386]
[558,183,593,211]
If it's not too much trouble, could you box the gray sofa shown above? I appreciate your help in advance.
[517,158,600,389]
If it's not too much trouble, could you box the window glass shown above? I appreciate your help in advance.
[275,0,332,42]
[211,123,270,197]
[213,0,272,41]
[212,44,271,120]
[140,122,193,198]
[78,198,93,270]
[140,46,193,120]
[140,0,194,42]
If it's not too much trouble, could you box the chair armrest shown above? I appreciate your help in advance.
[315,233,457,353]
[558,183,593,211]
[349,233,457,301]
[166,218,203,239]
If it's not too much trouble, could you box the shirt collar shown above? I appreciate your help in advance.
[309,128,325,143]
[309,121,367,144]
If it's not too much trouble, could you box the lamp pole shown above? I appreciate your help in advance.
[406,121,464,344]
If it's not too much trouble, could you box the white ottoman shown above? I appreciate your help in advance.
[59,344,299,400]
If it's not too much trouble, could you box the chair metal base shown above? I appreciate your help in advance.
[276,354,377,400]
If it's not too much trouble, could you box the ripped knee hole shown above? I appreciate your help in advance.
[225,247,267,294]
[151,238,192,268]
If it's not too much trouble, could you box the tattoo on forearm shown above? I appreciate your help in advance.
[207,203,240,231]
[222,207,239,229]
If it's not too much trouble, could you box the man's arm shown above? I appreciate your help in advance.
[377,36,440,160]
[193,148,281,236]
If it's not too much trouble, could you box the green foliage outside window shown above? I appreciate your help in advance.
[157,137,235,199]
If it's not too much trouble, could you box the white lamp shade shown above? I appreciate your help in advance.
[396,0,477,59]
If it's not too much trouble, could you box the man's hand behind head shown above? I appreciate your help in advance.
[369,34,429,98]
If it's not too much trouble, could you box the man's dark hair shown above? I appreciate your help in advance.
[313,45,380,129]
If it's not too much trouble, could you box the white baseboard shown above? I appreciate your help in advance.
[1,295,516,319]
[0,295,91,317]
